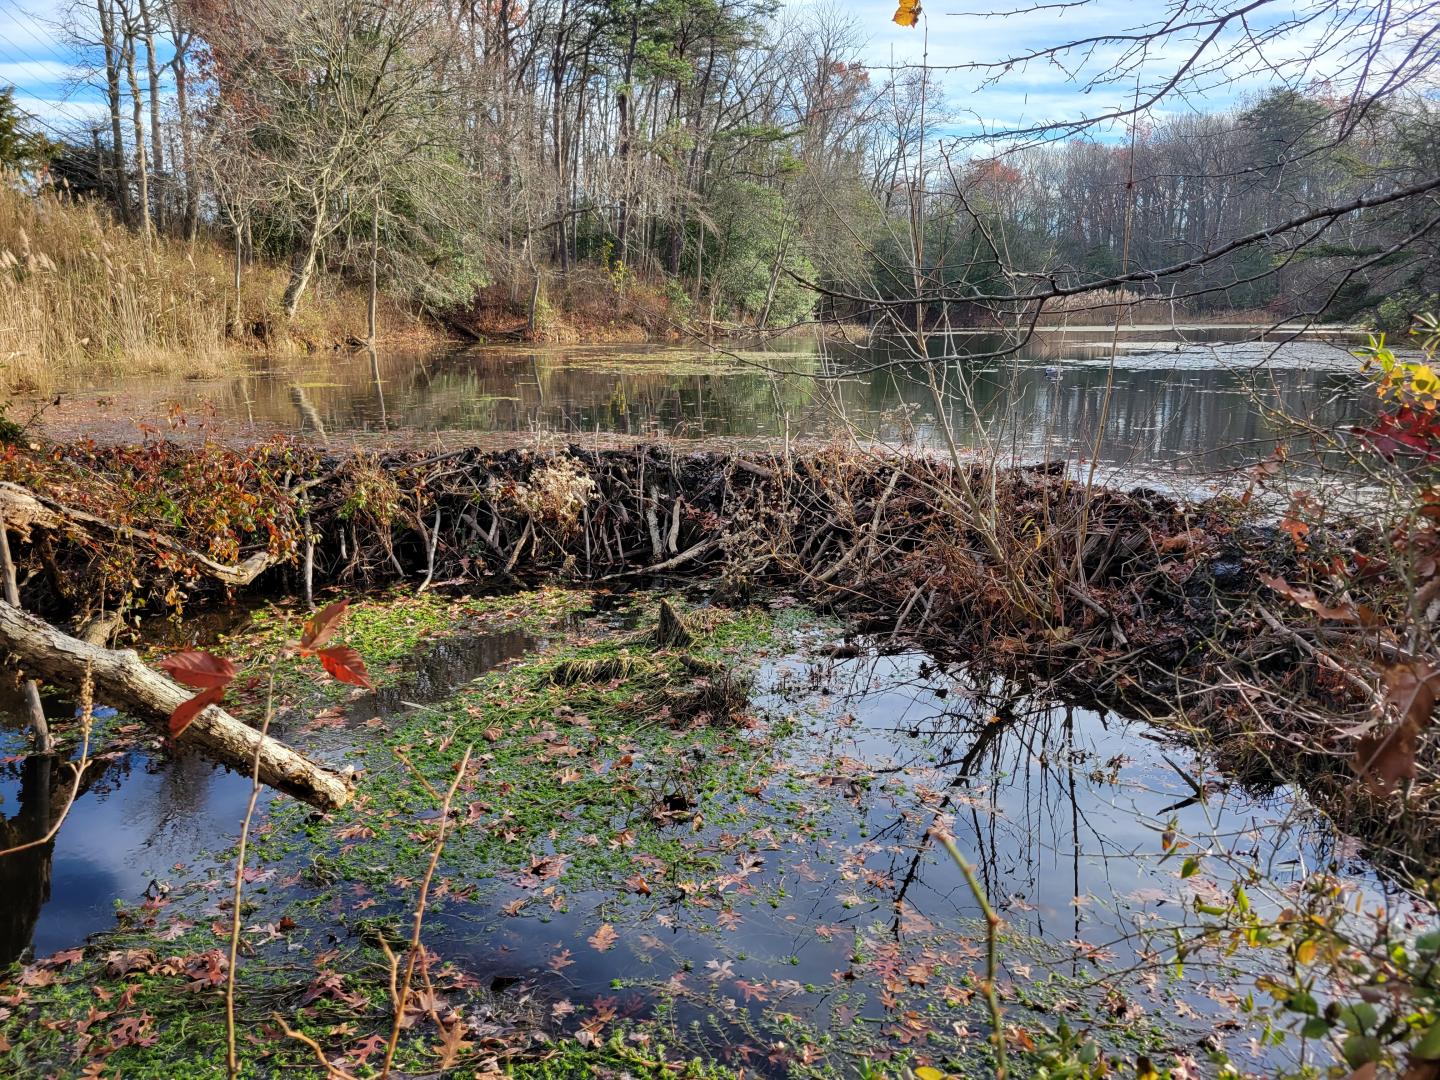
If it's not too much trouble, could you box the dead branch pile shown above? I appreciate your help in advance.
[1,439,1433,869]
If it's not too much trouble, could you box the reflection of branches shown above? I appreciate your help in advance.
[0,673,94,860]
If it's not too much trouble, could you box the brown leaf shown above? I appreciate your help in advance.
[157,651,238,690]
[1260,575,1371,624]
[301,599,350,650]
[548,949,574,971]
[316,646,373,689]
[1383,660,1440,730]
[169,685,225,738]
[104,948,156,977]
[624,873,651,896]
[435,1018,472,1069]
[587,923,618,952]
[1353,661,1440,792]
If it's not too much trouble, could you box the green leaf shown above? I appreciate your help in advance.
[1338,1003,1378,1034]
[1341,1034,1381,1069]
[1181,856,1201,879]
[1413,1022,1440,1061]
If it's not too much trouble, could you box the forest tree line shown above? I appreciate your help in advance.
[4,0,1437,331]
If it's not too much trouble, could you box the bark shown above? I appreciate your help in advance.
[173,40,199,240]
[367,201,379,343]
[0,601,353,810]
[0,511,51,752]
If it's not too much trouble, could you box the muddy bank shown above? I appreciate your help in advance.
[0,438,1430,872]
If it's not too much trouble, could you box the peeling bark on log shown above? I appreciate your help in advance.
[0,601,353,810]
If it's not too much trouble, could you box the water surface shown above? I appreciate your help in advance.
[36,325,1377,478]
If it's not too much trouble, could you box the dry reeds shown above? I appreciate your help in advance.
[0,179,435,397]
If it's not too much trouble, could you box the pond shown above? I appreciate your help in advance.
[33,325,1377,478]
[1,587,1428,1077]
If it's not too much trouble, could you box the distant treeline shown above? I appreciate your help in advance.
[3,0,1436,330]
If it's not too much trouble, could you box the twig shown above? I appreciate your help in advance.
[380,744,473,1079]
[0,507,51,752]
[272,1013,354,1079]
[227,673,276,1080]
[937,832,1009,1079]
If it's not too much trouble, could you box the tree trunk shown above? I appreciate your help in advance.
[283,215,327,318]
[138,0,164,230]
[367,200,379,343]
[232,219,244,335]
[0,602,353,810]
[97,0,130,226]
[121,17,151,236]
[175,59,198,240]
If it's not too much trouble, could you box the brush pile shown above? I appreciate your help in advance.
[1,437,1434,869]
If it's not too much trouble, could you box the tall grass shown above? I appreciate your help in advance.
[0,181,433,397]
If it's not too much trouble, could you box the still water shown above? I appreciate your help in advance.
[44,326,1374,476]
[0,597,1424,1075]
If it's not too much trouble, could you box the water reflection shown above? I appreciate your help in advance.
[41,327,1373,473]
[3,621,1423,1074]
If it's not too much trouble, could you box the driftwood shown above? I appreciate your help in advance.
[0,601,353,810]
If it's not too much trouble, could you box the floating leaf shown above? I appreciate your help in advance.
[157,651,238,690]
[587,923,618,952]
[317,645,373,689]
[169,685,226,738]
[301,598,350,651]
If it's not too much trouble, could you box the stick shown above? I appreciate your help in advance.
[227,674,274,1079]
[381,744,472,1079]
[0,509,52,752]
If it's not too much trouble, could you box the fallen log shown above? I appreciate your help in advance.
[0,601,353,810]
[0,482,278,587]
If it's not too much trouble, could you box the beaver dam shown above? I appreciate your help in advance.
[0,438,1437,1079]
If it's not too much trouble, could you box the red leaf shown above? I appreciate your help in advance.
[301,599,350,650]
[317,646,373,689]
[169,685,225,738]
[157,651,238,690]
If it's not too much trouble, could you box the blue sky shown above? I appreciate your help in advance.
[0,0,1342,144]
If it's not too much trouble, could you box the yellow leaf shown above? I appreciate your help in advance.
[1296,938,1318,966]
[893,0,921,27]
[915,1069,945,1080]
